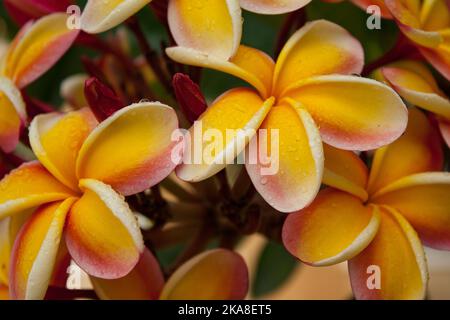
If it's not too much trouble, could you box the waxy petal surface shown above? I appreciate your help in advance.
[29,109,98,191]
[368,108,443,195]
[372,173,450,250]
[166,45,275,98]
[177,89,273,182]
[348,206,428,300]
[160,249,248,300]
[273,20,364,96]
[240,0,310,14]
[0,77,26,153]
[382,66,450,119]
[168,0,242,60]
[283,189,380,266]
[0,162,76,219]
[323,144,368,201]
[246,103,323,213]
[81,0,151,34]
[91,248,164,300]
[284,75,408,151]
[10,198,76,300]
[76,102,179,196]
[65,179,144,279]
[3,13,79,88]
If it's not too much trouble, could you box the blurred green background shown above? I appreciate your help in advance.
[0,0,399,298]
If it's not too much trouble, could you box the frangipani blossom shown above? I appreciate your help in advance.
[0,13,79,153]
[374,60,450,147]
[92,248,249,300]
[386,0,450,80]
[0,102,179,299]
[283,108,450,299]
[80,0,311,34]
[167,20,408,213]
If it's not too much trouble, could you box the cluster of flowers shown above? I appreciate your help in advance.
[0,0,449,300]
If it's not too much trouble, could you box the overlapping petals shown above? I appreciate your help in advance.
[0,102,180,299]
[367,107,444,194]
[169,20,407,212]
[0,13,79,152]
[283,108,450,299]
[348,206,428,300]
[386,0,450,80]
[283,189,380,266]
[91,248,165,300]
[92,248,249,300]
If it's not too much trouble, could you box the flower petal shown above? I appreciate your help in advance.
[381,66,450,119]
[419,0,450,31]
[419,46,450,81]
[176,89,274,182]
[10,198,76,300]
[348,206,428,300]
[283,75,408,151]
[273,20,364,96]
[0,77,26,153]
[0,161,76,219]
[0,211,31,286]
[283,189,380,266]
[240,0,311,14]
[168,0,242,60]
[81,0,151,34]
[367,108,443,195]
[166,45,275,98]
[438,118,450,147]
[3,13,79,88]
[65,179,144,279]
[76,102,179,196]
[372,173,450,250]
[323,144,369,201]
[29,109,98,191]
[245,102,324,213]
[91,248,165,300]
[160,249,248,300]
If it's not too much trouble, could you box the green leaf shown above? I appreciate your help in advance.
[252,240,298,298]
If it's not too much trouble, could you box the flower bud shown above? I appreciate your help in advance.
[84,77,125,121]
[172,73,207,123]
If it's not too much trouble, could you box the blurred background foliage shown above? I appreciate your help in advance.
[0,0,398,297]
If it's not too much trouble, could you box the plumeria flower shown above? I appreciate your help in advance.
[385,0,450,80]
[92,248,248,300]
[373,59,450,147]
[80,0,311,34]
[4,0,72,26]
[0,13,79,153]
[166,19,408,213]
[283,108,450,299]
[0,102,179,300]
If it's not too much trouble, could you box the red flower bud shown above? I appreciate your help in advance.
[172,73,207,123]
[84,77,125,122]
[4,0,72,26]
